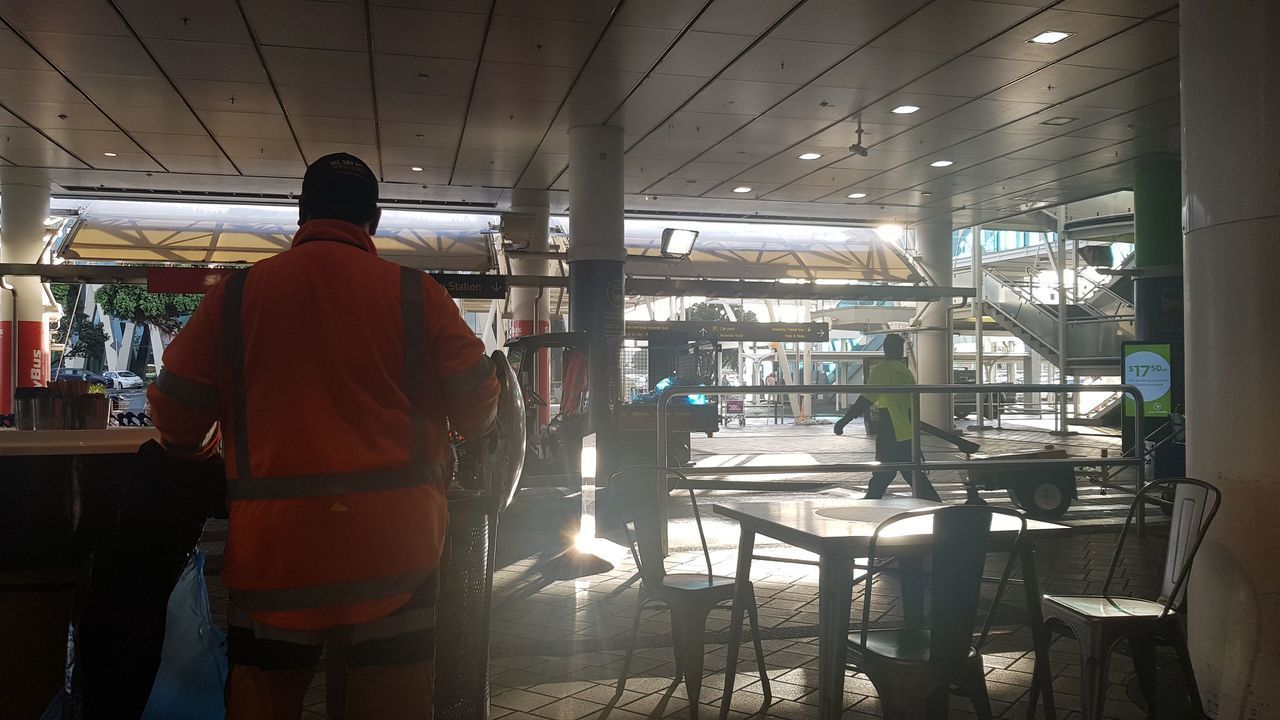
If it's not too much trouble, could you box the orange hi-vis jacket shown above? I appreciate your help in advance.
[148,219,500,631]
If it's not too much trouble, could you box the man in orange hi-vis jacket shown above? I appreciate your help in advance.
[148,153,499,719]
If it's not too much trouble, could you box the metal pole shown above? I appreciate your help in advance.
[911,392,922,495]
[1055,208,1072,435]
[970,225,988,430]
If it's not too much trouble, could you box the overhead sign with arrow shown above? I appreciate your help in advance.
[430,273,508,299]
[625,321,829,343]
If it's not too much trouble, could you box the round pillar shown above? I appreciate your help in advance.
[1,168,52,415]
[567,125,626,451]
[915,217,953,428]
[505,188,553,426]
[1183,1,1280,716]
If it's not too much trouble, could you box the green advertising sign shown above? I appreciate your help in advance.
[1122,342,1172,417]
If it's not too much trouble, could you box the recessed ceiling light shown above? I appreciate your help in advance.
[929,160,954,167]
[410,166,423,172]
[102,152,118,157]
[891,105,921,114]
[732,186,753,193]
[921,191,933,197]
[1028,30,1073,45]
[1040,116,1077,126]
[797,152,822,160]
[847,192,867,199]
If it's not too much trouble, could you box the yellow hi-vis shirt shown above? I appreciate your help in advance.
[866,360,916,442]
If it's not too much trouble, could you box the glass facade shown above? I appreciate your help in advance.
[952,227,1053,257]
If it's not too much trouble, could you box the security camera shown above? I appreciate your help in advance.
[847,120,869,157]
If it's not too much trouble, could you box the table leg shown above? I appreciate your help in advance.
[1020,541,1057,720]
[817,552,854,720]
[719,528,756,720]
[899,555,926,628]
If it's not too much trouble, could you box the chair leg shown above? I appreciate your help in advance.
[745,595,772,702]
[870,670,933,720]
[670,607,686,686]
[616,595,646,697]
[1079,636,1112,720]
[1168,621,1205,714]
[956,659,994,720]
[670,604,712,719]
[1129,634,1160,718]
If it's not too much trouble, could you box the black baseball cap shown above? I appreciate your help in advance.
[884,333,906,357]
[299,153,379,226]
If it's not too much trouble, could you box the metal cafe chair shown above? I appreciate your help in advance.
[1036,477,1221,720]
[846,504,1027,720]
[605,465,771,718]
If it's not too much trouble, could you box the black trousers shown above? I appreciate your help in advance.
[867,421,941,502]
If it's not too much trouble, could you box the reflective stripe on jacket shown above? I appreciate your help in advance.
[148,219,500,631]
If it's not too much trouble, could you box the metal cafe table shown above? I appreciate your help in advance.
[714,498,1072,720]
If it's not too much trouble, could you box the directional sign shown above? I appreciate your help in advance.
[430,273,507,299]
[625,321,829,343]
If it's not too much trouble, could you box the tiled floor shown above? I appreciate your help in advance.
[203,419,1196,719]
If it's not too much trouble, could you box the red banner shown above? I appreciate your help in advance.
[147,267,237,294]
[1,320,49,414]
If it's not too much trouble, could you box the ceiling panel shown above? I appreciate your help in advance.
[458,125,547,154]
[1006,134,1115,160]
[0,142,86,168]
[179,80,281,114]
[732,159,815,185]
[1055,0,1175,18]
[157,154,239,174]
[496,0,616,23]
[667,160,752,181]
[132,132,226,155]
[0,69,90,104]
[369,7,489,59]
[902,55,1042,97]
[986,64,1130,105]
[242,0,365,52]
[376,91,469,125]
[693,0,797,36]
[628,129,722,159]
[772,0,930,45]
[946,130,1053,157]
[381,144,456,167]
[856,93,971,127]
[721,38,856,85]
[1064,21,1178,71]
[797,167,881,188]
[42,128,146,156]
[760,184,835,202]
[74,74,188,109]
[767,85,877,121]
[373,55,476,97]
[817,46,951,91]
[805,121,901,150]
[233,157,306,177]
[970,9,1136,63]
[930,98,1049,130]
[2,101,117,131]
[465,97,561,128]
[727,115,832,145]
[300,142,379,165]
[92,151,166,172]
[696,140,791,164]
[999,103,1124,134]
[830,149,924,172]
[218,136,303,161]
[292,116,378,145]
[114,0,254,44]
[452,168,518,187]
[1068,62,1178,110]
[262,48,370,89]
[0,29,55,70]
[614,0,703,30]
[645,175,719,196]
[277,85,374,119]
[383,164,450,183]
[564,69,646,112]
[871,125,982,155]
[872,0,1040,55]
[704,180,783,198]
[588,25,680,73]
[483,16,604,68]
[99,105,209,135]
[145,40,268,83]
[960,156,1057,178]
[23,32,160,76]
[472,62,577,101]
[682,78,798,115]
[619,73,707,110]
[653,32,754,78]
[379,121,462,148]
[0,0,130,37]
[199,110,295,139]
[518,152,568,187]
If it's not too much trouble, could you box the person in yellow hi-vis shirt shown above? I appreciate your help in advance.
[833,334,941,501]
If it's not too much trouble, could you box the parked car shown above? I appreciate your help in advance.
[52,367,109,387]
[103,370,145,389]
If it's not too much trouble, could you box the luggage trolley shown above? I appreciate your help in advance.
[721,396,746,427]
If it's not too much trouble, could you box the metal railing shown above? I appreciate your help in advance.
[653,382,1147,551]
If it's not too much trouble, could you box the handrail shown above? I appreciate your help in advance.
[652,382,1147,552]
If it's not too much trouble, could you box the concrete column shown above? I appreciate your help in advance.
[567,126,626,464]
[1132,154,1185,436]
[916,216,952,427]
[505,188,553,426]
[1183,1,1280,716]
[0,168,52,415]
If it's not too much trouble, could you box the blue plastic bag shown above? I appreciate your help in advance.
[141,551,227,720]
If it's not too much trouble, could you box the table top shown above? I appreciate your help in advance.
[713,497,1072,554]
[0,427,158,457]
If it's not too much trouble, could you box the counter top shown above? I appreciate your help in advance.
[0,428,158,457]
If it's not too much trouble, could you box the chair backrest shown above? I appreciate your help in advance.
[1101,477,1221,616]
[861,505,1026,665]
[605,465,713,584]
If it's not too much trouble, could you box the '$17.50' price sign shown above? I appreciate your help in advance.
[1123,344,1172,417]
